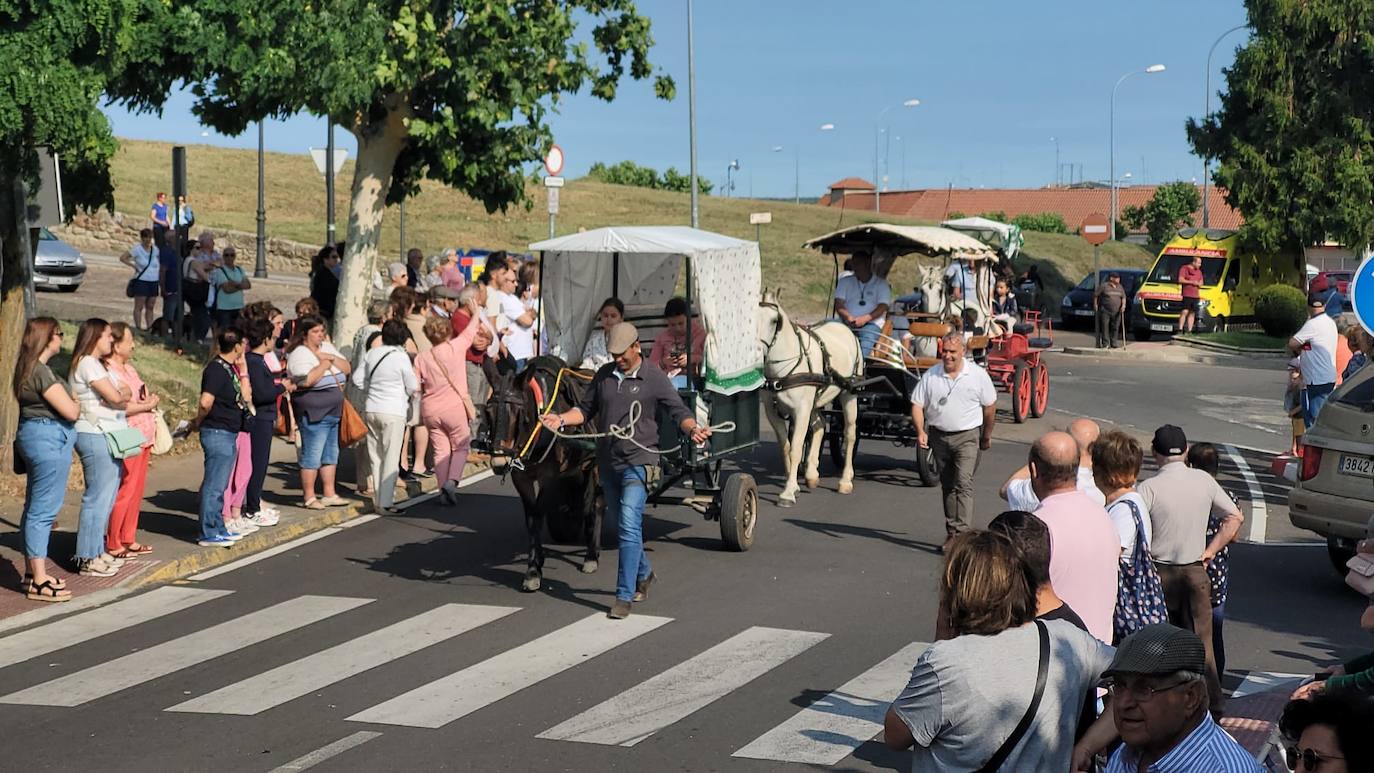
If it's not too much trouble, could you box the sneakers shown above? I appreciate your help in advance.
[243,511,280,527]
[220,531,244,542]
[197,536,237,549]
[76,557,117,577]
[632,572,657,603]
[608,599,633,620]
[226,521,258,537]
[99,552,126,569]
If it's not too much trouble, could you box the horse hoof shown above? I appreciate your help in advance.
[777,497,796,508]
[521,576,542,593]
[805,477,819,489]
[581,560,599,574]
[838,481,854,495]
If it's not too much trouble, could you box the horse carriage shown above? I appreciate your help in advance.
[485,226,767,592]
[800,223,1053,486]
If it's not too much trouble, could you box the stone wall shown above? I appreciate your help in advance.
[53,210,314,273]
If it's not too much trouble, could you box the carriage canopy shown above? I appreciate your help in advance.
[530,226,764,396]
[940,217,1024,263]
[803,223,999,264]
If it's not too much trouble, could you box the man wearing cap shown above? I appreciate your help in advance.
[429,285,459,319]
[1289,295,1338,427]
[540,322,712,620]
[1073,624,1260,772]
[1137,425,1243,713]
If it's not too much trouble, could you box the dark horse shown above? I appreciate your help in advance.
[487,355,602,592]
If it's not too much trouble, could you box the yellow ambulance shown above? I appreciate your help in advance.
[1129,228,1303,341]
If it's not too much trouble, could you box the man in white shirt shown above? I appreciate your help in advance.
[833,251,892,357]
[1000,417,1107,510]
[1289,294,1339,427]
[910,333,997,548]
[945,259,980,304]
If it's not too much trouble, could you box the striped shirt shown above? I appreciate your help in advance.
[1105,713,1261,773]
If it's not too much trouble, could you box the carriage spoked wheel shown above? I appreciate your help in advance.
[915,445,940,487]
[1010,362,1032,424]
[827,427,858,471]
[719,473,757,552]
[1029,362,1049,418]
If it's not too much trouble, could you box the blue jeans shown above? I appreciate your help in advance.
[1303,382,1335,428]
[16,419,76,560]
[74,431,124,560]
[852,322,881,357]
[601,464,652,602]
[298,414,341,470]
[199,428,238,540]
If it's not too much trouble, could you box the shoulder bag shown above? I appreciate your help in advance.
[1346,553,1374,596]
[151,408,173,455]
[327,351,366,448]
[99,420,147,460]
[1112,499,1170,643]
[977,620,1049,773]
[183,256,210,304]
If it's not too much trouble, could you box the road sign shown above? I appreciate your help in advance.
[309,148,348,176]
[544,145,565,177]
[1351,254,1374,336]
[749,212,772,225]
[1080,212,1110,245]
[543,176,564,188]
[546,186,560,215]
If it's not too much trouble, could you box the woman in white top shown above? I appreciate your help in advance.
[285,316,352,509]
[1092,431,1154,560]
[120,228,162,332]
[347,299,390,496]
[68,319,132,577]
[350,320,418,513]
[579,297,624,370]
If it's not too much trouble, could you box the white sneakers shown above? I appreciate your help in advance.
[243,508,280,527]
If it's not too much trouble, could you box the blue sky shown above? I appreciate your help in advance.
[102,0,1249,199]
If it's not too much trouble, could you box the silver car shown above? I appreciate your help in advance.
[1288,364,1374,575]
[34,227,86,292]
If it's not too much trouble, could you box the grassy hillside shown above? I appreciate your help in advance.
[109,139,1151,316]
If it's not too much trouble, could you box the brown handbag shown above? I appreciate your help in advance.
[337,380,366,448]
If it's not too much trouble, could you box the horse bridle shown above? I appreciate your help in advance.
[758,301,805,374]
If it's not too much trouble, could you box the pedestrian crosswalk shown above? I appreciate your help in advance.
[0,589,926,767]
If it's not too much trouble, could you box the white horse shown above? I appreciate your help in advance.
[756,291,862,506]
[912,264,992,345]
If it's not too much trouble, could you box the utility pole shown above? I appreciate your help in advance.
[255,121,267,278]
[686,0,699,228]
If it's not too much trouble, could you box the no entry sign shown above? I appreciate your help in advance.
[1080,212,1110,246]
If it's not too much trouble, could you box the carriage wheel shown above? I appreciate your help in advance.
[828,427,858,471]
[1030,362,1049,418]
[1010,362,1032,424]
[720,473,758,552]
[915,445,940,487]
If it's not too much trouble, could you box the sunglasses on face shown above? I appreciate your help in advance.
[1286,747,1344,771]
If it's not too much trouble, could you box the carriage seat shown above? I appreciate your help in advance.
[874,318,951,370]
[1012,322,1034,336]
[622,303,701,360]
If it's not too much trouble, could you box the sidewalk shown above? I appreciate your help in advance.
[1060,339,1287,370]
[0,436,488,629]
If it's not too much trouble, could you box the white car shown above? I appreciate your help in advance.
[33,227,86,291]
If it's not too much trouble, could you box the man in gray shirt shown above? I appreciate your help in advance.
[1137,424,1243,714]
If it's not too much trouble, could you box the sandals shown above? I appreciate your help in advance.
[108,549,133,560]
[26,578,72,603]
[125,543,154,555]
[302,498,327,510]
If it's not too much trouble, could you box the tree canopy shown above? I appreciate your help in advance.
[1187,0,1374,252]
[587,160,713,194]
[1121,181,1201,247]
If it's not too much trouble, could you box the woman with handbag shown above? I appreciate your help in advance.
[414,306,483,505]
[68,318,134,577]
[192,327,251,548]
[351,319,417,513]
[13,318,81,601]
[119,228,162,332]
[103,322,160,558]
[884,530,1114,772]
[286,315,353,509]
[1093,431,1170,644]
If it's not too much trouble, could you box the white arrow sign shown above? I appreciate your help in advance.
[309,148,349,176]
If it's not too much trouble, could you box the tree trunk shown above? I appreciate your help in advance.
[332,101,411,352]
[0,176,29,474]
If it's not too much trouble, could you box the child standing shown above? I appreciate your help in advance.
[1284,358,1305,456]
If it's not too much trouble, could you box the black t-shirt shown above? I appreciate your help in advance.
[1037,602,1098,742]
[199,357,249,432]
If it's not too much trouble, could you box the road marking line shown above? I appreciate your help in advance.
[269,731,383,772]
[1223,443,1268,544]
[337,514,380,528]
[1232,671,1305,699]
[189,527,344,580]
[0,587,232,669]
[348,612,672,728]
[732,640,929,765]
[538,626,829,747]
[167,603,519,715]
[0,595,371,707]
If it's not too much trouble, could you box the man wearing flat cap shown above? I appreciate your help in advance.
[1074,624,1259,771]
[540,322,712,620]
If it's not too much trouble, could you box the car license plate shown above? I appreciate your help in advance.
[1074,309,1094,316]
[1339,454,1374,478]
[1150,323,1173,332]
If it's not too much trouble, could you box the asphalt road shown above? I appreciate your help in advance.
[0,403,1366,772]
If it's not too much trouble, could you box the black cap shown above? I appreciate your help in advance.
[1152,424,1187,456]
[1309,294,1326,308]
[1104,623,1206,677]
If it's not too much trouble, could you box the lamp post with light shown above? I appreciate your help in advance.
[1111,64,1165,240]
[874,99,919,213]
[1202,25,1247,227]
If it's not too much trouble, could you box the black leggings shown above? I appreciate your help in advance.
[244,413,275,514]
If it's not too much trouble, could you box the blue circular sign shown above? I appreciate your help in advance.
[1351,255,1374,336]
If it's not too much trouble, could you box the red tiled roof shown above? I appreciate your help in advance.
[821,185,1243,233]
[827,177,875,191]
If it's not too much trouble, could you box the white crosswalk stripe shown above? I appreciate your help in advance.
[347,612,672,729]
[538,626,829,747]
[167,603,519,715]
[0,595,370,707]
[732,640,929,765]
[0,587,232,670]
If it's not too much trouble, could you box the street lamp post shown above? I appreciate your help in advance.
[1202,24,1247,228]
[1111,64,1165,240]
[325,120,335,246]
[1051,136,1060,186]
[686,0,699,228]
[874,99,919,213]
[255,121,267,278]
[726,159,740,197]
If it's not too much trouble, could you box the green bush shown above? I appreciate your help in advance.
[1011,212,1069,234]
[1253,284,1308,337]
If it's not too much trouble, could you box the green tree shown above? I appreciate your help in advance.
[1137,181,1201,247]
[0,0,134,464]
[659,166,713,195]
[1010,212,1068,234]
[1187,1,1374,253]
[123,1,674,343]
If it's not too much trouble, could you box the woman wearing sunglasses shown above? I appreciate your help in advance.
[1279,692,1372,772]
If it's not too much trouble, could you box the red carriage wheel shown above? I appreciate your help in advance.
[1030,362,1049,418]
[1010,362,1031,423]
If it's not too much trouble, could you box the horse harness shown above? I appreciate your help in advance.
[760,302,862,396]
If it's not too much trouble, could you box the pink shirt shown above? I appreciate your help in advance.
[650,321,706,375]
[1033,490,1121,643]
[106,360,155,447]
[414,313,481,422]
[440,264,466,292]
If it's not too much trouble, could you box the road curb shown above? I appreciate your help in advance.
[1171,337,1288,357]
[1059,345,1286,370]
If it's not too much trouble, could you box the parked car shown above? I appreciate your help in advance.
[1309,270,1352,295]
[1059,268,1146,329]
[1289,365,1374,575]
[33,227,86,292]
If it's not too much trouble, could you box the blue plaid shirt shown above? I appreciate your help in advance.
[1105,713,1261,773]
